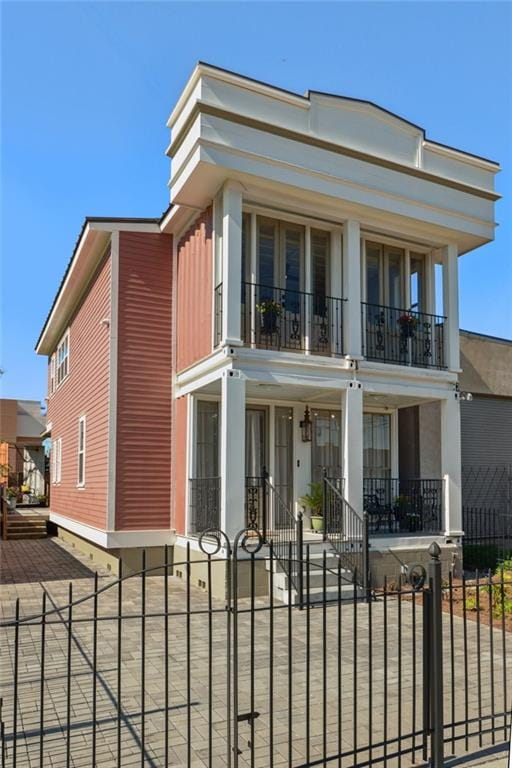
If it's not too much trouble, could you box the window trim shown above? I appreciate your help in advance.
[77,416,86,488]
[50,355,55,395]
[52,437,62,484]
[55,330,70,389]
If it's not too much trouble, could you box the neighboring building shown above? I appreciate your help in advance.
[0,399,46,498]
[35,63,500,584]
[459,330,512,510]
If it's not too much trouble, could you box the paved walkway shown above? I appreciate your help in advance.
[0,537,510,768]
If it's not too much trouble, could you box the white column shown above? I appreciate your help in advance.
[221,181,244,346]
[442,244,460,371]
[342,220,362,358]
[220,370,246,539]
[330,229,343,355]
[440,393,462,535]
[342,381,364,514]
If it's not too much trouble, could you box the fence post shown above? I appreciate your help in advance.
[428,541,444,768]
[322,468,327,542]
[262,467,268,541]
[362,511,370,603]
[297,512,304,609]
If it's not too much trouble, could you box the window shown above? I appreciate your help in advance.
[78,417,86,486]
[50,356,55,394]
[56,331,69,386]
[363,414,391,478]
[311,409,341,482]
[196,401,219,478]
[52,437,62,483]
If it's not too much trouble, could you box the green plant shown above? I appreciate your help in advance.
[256,299,282,316]
[298,482,323,516]
[5,486,18,499]
[36,494,47,504]
[464,595,479,612]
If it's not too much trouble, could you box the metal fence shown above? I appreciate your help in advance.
[0,530,510,768]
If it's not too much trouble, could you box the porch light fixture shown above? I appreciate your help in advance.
[300,406,312,442]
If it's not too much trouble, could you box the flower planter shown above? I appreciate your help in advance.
[6,497,16,511]
[310,515,324,532]
[261,314,279,335]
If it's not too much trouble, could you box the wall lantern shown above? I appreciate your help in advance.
[300,406,312,442]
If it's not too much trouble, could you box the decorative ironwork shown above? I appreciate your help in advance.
[189,477,220,534]
[363,477,443,534]
[0,530,509,768]
[242,281,344,356]
[361,302,446,369]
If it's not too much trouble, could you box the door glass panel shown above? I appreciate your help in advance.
[366,244,381,305]
[245,409,266,478]
[283,226,302,311]
[363,413,391,478]
[274,407,293,509]
[196,401,219,478]
[258,219,276,298]
[387,248,403,308]
[312,229,330,314]
[312,409,341,482]
[410,253,425,312]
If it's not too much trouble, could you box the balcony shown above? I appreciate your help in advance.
[361,303,446,369]
[241,282,344,356]
[363,477,443,535]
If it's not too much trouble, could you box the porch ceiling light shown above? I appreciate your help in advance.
[300,406,312,442]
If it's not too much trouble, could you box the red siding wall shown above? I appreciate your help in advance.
[176,208,213,371]
[46,252,111,529]
[172,396,188,535]
[115,232,172,530]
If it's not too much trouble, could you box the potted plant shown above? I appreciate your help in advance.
[397,313,417,339]
[256,298,282,335]
[5,487,19,511]
[36,494,48,507]
[298,482,324,532]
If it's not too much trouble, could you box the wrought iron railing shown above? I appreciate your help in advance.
[188,477,220,534]
[214,283,223,347]
[361,302,446,369]
[241,282,344,356]
[323,475,370,593]
[363,477,443,534]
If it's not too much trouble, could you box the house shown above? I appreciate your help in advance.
[0,399,47,500]
[459,330,512,510]
[35,63,500,587]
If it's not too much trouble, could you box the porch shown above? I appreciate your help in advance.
[181,372,460,544]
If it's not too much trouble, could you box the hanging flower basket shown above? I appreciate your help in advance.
[398,314,417,338]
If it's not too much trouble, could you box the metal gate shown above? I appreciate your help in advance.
[0,528,510,767]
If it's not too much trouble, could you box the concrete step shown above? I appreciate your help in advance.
[274,582,360,605]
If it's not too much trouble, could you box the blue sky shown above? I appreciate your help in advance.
[1,1,511,401]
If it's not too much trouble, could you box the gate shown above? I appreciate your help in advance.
[0,529,510,767]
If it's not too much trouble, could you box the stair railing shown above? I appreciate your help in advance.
[263,469,304,605]
[323,473,370,597]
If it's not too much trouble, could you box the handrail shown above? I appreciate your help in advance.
[1,493,7,541]
[323,475,370,596]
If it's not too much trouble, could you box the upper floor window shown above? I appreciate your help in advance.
[364,242,427,313]
[77,416,86,487]
[50,356,55,394]
[55,330,70,388]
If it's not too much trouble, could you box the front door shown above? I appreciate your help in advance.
[274,407,294,510]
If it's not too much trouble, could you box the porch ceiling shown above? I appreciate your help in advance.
[194,379,433,409]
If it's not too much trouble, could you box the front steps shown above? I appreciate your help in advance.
[3,512,48,540]
[266,543,362,605]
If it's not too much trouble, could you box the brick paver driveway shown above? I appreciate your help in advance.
[1,537,510,767]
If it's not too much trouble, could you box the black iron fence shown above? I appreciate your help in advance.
[188,477,220,534]
[0,533,510,768]
[363,477,443,534]
[361,302,446,369]
[241,281,344,356]
[462,506,512,571]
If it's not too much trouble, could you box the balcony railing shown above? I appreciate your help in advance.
[361,303,446,369]
[188,477,220,534]
[363,477,443,535]
[241,282,344,356]
[214,283,223,347]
